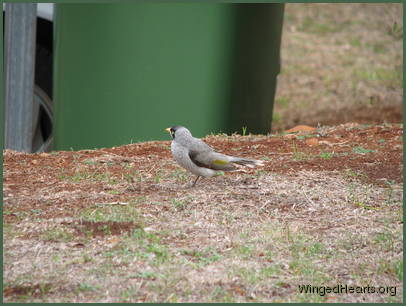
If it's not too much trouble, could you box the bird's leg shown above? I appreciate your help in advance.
[192,176,200,187]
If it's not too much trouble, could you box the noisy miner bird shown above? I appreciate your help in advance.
[165,126,264,187]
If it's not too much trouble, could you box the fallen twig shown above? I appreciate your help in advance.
[95,201,128,206]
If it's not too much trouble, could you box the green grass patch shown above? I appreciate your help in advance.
[377,259,403,281]
[319,152,333,160]
[169,169,189,183]
[41,228,75,243]
[181,247,223,267]
[299,16,342,34]
[80,205,142,223]
[353,68,402,87]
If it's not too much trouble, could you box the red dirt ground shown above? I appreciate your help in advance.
[3,123,403,225]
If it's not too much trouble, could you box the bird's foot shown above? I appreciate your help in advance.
[191,176,201,188]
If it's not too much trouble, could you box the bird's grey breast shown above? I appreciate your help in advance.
[171,140,190,166]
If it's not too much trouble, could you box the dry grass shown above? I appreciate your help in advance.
[3,167,403,302]
[273,3,403,131]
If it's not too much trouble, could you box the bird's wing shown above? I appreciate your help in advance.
[189,150,236,171]
[190,137,214,151]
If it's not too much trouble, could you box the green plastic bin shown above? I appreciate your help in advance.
[54,3,284,150]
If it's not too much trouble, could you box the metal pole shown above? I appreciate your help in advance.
[5,3,37,152]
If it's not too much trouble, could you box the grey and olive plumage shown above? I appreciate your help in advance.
[165,126,264,186]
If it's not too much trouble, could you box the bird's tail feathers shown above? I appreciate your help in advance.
[231,157,264,168]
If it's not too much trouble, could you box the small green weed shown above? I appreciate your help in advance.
[352,146,375,154]
[388,21,403,39]
[171,199,187,210]
[182,247,222,267]
[241,126,248,136]
[77,283,99,292]
[137,271,159,280]
[153,170,164,183]
[319,152,333,160]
